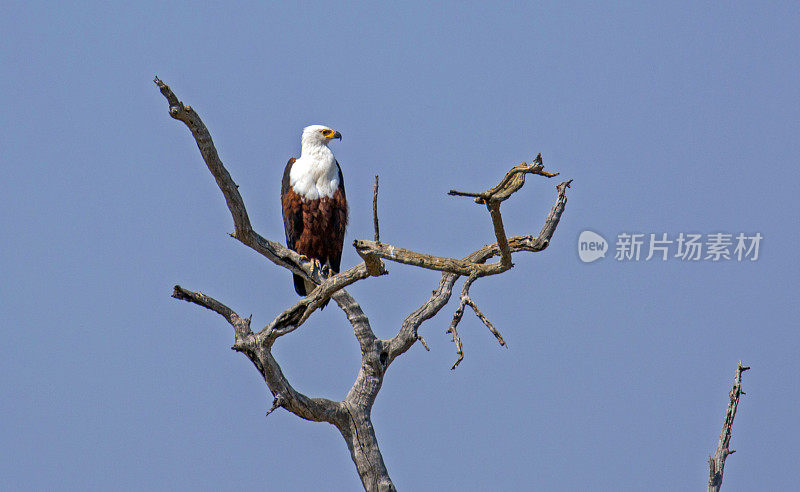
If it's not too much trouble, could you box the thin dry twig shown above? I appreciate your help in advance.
[171,285,252,341]
[446,312,465,370]
[373,175,380,243]
[444,274,508,368]
[265,395,285,417]
[448,154,558,204]
[708,362,750,491]
[465,299,506,347]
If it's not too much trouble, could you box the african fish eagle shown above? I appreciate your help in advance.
[281,125,348,303]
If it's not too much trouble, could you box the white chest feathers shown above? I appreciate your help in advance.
[289,148,340,201]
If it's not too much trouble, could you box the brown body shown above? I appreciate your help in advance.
[281,157,348,298]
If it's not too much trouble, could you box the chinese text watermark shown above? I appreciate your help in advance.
[578,231,762,263]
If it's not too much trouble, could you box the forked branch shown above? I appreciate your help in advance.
[171,285,341,423]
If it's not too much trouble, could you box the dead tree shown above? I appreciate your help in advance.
[708,362,749,491]
[155,77,572,491]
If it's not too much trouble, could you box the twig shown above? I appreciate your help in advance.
[265,395,285,417]
[444,274,507,368]
[448,154,558,204]
[708,362,750,491]
[172,285,252,341]
[446,308,465,370]
[373,175,380,243]
[464,299,506,347]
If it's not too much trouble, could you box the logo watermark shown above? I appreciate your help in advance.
[578,231,608,263]
[578,231,762,263]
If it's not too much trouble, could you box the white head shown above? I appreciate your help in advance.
[301,124,342,150]
[291,125,343,199]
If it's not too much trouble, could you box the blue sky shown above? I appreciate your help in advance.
[2,2,798,490]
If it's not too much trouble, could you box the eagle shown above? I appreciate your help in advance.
[281,125,348,304]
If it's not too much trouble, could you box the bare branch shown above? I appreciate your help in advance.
[465,300,506,347]
[170,284,341,423]
[445,274,475,368]
[467,179,573,262]
[255,346,343,424]
[708,362,750,491]
[356,244,386,278]
[449,153,558,204]
[444,274,507,368]
[333,290,380,354]
[172,285,252,341]
[353,241,489,276]
[373,175,380,243]
[265,395,284,417]
[388,178,572,364]
[170,281,382,486]
[446,313,464,370]
[486,200,512,270]
[257,262,384,342]
[155,77,253,238]
[446,190,484,199]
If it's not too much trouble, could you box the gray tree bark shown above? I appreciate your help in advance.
[156,77,571,491]
[708,362,749,492]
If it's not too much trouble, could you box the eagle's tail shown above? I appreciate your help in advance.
[293,274,307,296]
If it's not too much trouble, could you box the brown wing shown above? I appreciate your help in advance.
[280,158,306,296]
[328,160,348,273]
[281,158,302,251]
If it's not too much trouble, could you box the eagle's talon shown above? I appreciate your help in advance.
[308,259,324,279]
